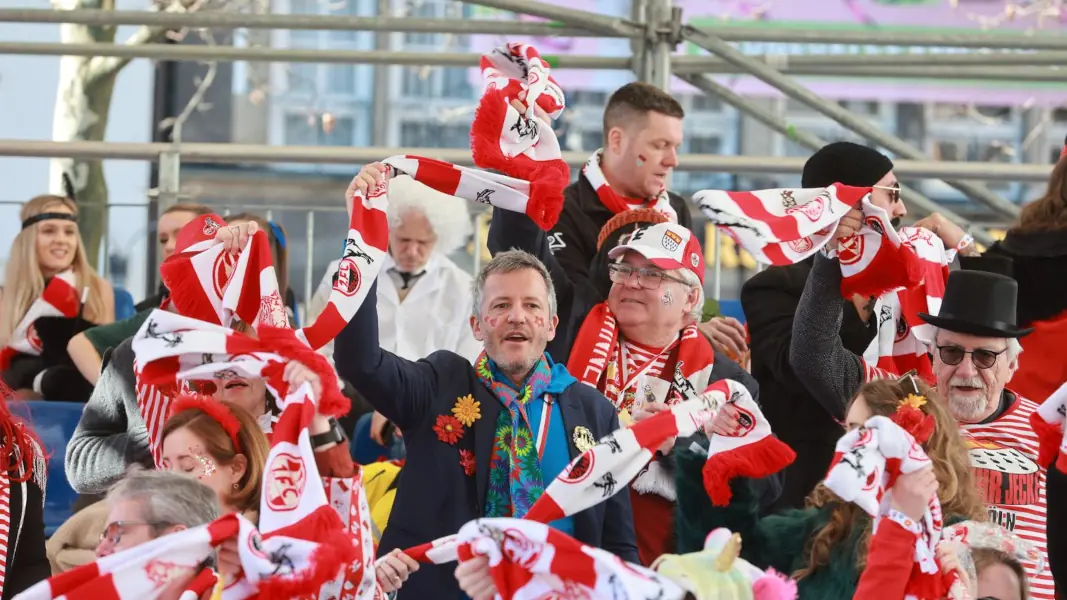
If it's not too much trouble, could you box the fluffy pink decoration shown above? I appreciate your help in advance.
[753,568,798,600]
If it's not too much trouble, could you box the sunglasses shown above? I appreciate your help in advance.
[871,183,901,204]
[608,263,689,291]
[937,345,1006,370]
[99,520,172,546]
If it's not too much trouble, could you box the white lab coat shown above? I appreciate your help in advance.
[309,253,481,363]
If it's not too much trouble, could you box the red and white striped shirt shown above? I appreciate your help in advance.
[961,391,1051,600]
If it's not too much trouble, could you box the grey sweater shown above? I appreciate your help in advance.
[788,253,870,420]
[64,338,153,494]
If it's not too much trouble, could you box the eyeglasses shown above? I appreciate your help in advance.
[608,263,689,291]
[936,345,1007,370]
[871,184,901,204]
[99,520,172,546]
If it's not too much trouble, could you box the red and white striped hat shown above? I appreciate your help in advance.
[608,222,706,284]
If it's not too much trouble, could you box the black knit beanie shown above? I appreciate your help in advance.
[802,141,895,188]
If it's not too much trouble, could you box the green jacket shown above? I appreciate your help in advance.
[675,446,959,600]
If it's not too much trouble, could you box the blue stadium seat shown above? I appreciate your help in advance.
[114,287,136,321]
[718,299,746,325]
[10,401,82,536]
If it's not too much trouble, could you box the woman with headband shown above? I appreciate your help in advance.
[0,194,114,401]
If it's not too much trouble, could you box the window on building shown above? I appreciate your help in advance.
[323,116,356,146]
[401,67,433,98]
[289,0,318,46]
[691,94,722,113]
[284,113,318,146]
[934,140,964,161]
[688,135,722,154]
[838,100,878,116]
[326,65,356,94]
[399,121,470,148]
[440,67,474,99]
[287,63,318,94]
[403,1,442,46]
[570,90,608,109]
[580,131,603,152]
[329,0,361,43]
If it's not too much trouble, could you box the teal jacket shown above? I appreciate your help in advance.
[675,446,962,599]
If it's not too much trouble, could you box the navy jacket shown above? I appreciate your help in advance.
[334,281,640,599]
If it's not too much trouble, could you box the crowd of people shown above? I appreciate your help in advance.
[0,41,1065,600]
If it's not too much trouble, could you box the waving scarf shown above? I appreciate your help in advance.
[1029,379,1067,473]
[824,416,955,600]
[0,270,80,370]
[131,310,381,599]
[696,185,954,381]
[406,379,793,564]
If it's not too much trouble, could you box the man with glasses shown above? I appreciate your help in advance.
[918,270,1051,600]
[95,469,220,558]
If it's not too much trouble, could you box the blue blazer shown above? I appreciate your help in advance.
[335,281,639,599]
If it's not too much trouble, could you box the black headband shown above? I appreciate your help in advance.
[22,212,76,230]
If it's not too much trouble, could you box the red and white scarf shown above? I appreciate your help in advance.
[407,380,793,564]
[1029,380,1067,473]
[567,303,716,412]
[160,216,288,332]
[824,416,955,600]
[130,310,381,599]
[696,185,954,381]
[0,270,80,369]
[14,512,351,600]
[582,150,678,222]
[454,518,684,600]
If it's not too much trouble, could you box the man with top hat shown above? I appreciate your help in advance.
[790,242,1052,597]
[334,161,639,600]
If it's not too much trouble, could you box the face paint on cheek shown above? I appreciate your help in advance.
[534,316,545,329]
[190,447,217,479]
[661,289,674,305]
[637,154,646,167]
[486,316,500,329]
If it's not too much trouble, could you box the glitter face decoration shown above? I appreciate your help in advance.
[661,288,674,305]
[190,446,217,479]
[534,316,545,329]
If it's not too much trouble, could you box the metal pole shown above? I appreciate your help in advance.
[692,25,1067,51]
[680,26,1021,219]
[304,210,316,324]
[0,8,619,36]
[630,0,652,82]
[677,73,995,246]
[0,139,1055,181]
[371,0,391,147]
[648,0,674,91]
[462,0,642,37]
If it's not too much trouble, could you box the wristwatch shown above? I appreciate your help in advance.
[311,417,348,448]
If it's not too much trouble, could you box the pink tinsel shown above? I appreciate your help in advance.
[753,568,798,600]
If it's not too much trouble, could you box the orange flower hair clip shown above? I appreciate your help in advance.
[891,394,935,445]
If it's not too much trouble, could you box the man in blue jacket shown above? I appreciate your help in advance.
[335,238,639,598]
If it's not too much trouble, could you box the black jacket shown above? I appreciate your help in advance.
[334,281,639,600]
[2,470,49,599]
[547,173,693,292]
[741,259,876,511]
[985,228,1067,328]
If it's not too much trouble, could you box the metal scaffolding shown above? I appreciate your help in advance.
[1,0,1058,246]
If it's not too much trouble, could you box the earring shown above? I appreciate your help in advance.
[232,482,239,490]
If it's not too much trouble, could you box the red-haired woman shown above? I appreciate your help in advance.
[0,380,50,598]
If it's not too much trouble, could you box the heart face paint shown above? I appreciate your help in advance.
[486,316,500,329]
[661,288,674,306]
[637,154,647,167]
[534,316,545,329]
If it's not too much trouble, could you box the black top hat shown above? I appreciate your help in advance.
[919,270,1033,338]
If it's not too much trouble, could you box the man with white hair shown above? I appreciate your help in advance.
[310,177,478,447]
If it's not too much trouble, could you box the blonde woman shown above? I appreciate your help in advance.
[0,195,114,400]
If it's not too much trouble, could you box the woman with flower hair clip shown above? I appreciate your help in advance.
[676,376,988,599]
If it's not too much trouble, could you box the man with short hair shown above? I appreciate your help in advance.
[335,165,638,598]
[548,82,692,289]
[95,469,220,558]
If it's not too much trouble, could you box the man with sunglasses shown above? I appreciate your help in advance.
[918,269,1051,600]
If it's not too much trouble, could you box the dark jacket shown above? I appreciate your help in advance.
[3,465,50,599]
[334,281,640,600]
[547,173,693,292]
[742,258,875,511]
[1044,464,1067,595]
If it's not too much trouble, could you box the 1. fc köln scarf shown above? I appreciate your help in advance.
[14,513,349,600]
[0,270,80,370]
[161,214,288,332]
[454,518,684,600]
[406,380,793,566]
[824,416,955,600]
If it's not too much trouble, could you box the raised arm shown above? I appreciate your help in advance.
[789,253,868,419]
[65,340,152,494]
[333,280,439,433]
